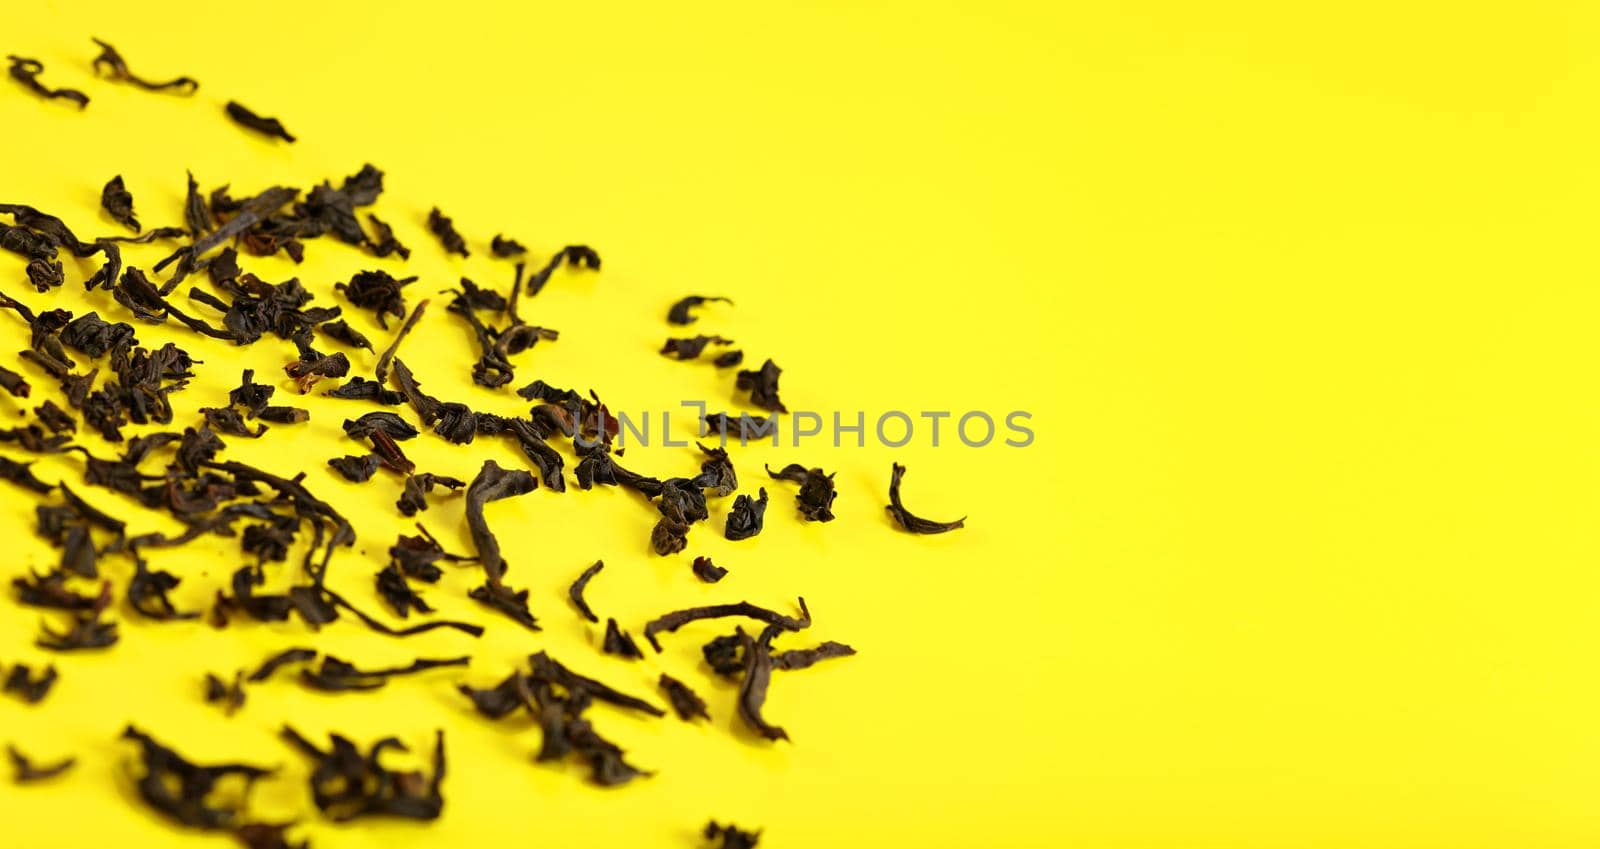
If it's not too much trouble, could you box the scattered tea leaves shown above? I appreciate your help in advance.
[281,726,445,821]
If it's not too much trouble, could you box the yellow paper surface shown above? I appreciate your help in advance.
[2,2,1598,848]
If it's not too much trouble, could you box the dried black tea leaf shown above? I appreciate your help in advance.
[766,463,836,522]
[3,663,57,703]
[523,245,601,297]
[469,581,539,631]
[464,459,537,586]
[737,627,787,741]
[320,319,373,351]
[97,226,188,244]
[602,618,644,659]
[184,171,211,235]
[702,632,745,678]
[328,453,380,482]
[226,101,295,142]
[771,641,857,671]
[373,298,427,383]
[0,456,53,493]
[724,487,768,541]
[255,406,308,424]
[660,334,734,360]
[642,597,811,653]
[368,430,415,475]
[128,557,200,620]
[659,674,711,722]
[568,560,604,623]
[9,745,75,783]
[457,654,662,786]
[885,461,966,533]
[376,565,432,617]
[7,56,88,108]
[0,365,31,398]
[395,472,465,516]
[367,214,409,259]
[693,442,738,496]
[388,524,470,583]
[90,38,198,93]
[667,295,732,325]
[327,376,404,406]
[246,647,318,682]
[13,570,108,611]
[516,379,582,405]
[204,671,246,715]
[344,411,419,441]
[335,270,416,329]
[428,208,469,257]
[529,651,664,716]
[38,609,118,651]
[692,556,728,583]
[490,234,526,257]
[281,726,446,821]
[713,349,744,368]
[101,175,140,232]
[704,821,762,849]
[123,725,274,829]
[735,359,787,412]
[508,418,567,491]
[651,516,690,555]
[301,655,468,692]
[201,406,266,438]
[31,399,74,434]
[456,672,532,719]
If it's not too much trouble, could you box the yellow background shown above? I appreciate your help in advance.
[2,2,1596,847]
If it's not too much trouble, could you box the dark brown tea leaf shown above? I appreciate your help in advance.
[101,175,140,232]
[226,101,295,142]
[8,744,75,783]
[568,560,604,623]
[885,461,966,533]
[90,38,198,93]
[7,56,88,108]
[667,295,732,325]
[658,674,710,722]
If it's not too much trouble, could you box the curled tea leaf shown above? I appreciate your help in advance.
[90,38,198,93]
[885,462,965,533]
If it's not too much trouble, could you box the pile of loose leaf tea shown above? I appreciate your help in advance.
[0,33,971,849]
